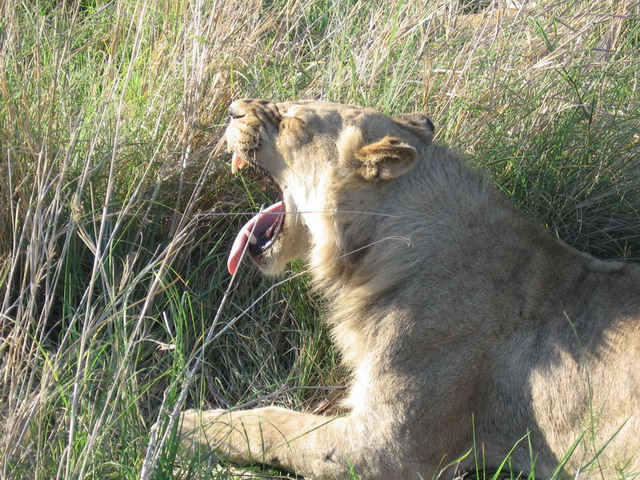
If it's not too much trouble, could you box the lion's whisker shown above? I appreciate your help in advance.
[194,210,402,218]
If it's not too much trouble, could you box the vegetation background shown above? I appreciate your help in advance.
[1,0,638,478]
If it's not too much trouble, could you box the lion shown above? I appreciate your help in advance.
[180,99,640,479]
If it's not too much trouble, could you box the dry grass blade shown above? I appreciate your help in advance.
[0,0,638,479]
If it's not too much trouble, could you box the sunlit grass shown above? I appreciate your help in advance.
[1,0,638,478]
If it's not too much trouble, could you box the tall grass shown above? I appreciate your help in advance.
[0,0,638,479]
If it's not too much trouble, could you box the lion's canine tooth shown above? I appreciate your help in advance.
[247,231,257,245]
[231,152,248,174]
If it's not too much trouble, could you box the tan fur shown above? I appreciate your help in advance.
[180,99,640,479]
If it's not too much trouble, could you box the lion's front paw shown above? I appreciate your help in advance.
[179,408,231,453]
[179,408,270,465]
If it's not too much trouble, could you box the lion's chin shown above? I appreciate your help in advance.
[250,239,289,276]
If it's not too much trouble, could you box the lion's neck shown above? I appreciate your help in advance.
[308,145,548,369]
[310,145,498,291]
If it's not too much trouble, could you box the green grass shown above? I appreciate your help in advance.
[1,0,639,479]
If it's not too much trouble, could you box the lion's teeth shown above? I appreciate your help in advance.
[247,231,257,245]
[231,153,248,174]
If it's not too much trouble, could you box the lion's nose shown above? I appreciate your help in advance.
[228,101,245,120]
[228,99,282,126]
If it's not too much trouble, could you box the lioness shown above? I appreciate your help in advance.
[180,99,640,479]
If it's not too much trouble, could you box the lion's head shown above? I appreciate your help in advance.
[224,99,435,278]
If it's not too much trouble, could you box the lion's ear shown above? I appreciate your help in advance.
[355,136,418,181]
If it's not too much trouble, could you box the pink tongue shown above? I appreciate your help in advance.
[227,201,283,275]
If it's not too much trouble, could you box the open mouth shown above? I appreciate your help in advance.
[227,152,285,275]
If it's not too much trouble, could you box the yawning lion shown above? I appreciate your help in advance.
[180,99,640,479]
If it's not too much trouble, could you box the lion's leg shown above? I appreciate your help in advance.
[179,407,397,479]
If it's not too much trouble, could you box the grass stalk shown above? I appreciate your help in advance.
[0,1,638,479]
